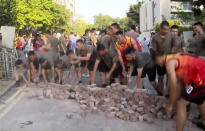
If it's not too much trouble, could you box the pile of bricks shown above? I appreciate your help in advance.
[31,83,171,123]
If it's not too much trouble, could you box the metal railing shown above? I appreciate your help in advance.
[0,47,18,80]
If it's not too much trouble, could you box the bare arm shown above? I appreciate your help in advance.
[115,46,125,71]
[91,59,100,84]
[166,60,178,114]
[135,68,143,89]
[131,38,138,51]
[75,53,91,61]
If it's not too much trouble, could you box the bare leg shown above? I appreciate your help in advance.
[114,77,120,83]
[157,75,164,93]
[71,66,76,85]
[63,70,70,84]
[57,69,62,83]
[42,69,48,84]
[176,98,190,131]
[89,71,94,85]
[198,101,205,124]
[51,66,55,83]
[100,72,106,85]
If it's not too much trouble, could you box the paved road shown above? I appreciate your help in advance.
[0,84,202,131]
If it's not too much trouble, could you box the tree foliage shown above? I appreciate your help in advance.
[126,1,144,26]
[0,0,72,34]
[93,14,129,31]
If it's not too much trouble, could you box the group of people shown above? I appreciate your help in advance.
[14,21,205,131]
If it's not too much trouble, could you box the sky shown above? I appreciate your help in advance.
[75,0,137,24]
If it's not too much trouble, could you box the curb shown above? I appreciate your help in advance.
[0,81,16,98]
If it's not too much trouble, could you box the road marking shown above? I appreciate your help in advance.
[0,85,25,110]
[5,86,25,104]
[0,92,25,120]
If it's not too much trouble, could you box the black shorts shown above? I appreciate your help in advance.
[98,60,109,72]
[80,61,87,68]
[111,65,122,78]
[182,86,205,105]
[125,65,138,76]
[157,65,166,76]
[141,66,156,82]
[88,60,95,71]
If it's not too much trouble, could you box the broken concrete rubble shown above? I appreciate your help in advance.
[28,83,195,125]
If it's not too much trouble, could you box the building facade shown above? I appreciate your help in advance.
[140,0,193,33]
[53,0,75,13]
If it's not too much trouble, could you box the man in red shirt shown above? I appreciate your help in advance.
[154,52,205,131]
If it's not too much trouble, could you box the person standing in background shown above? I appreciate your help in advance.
[82,29,92,46]
[69,32,77,53]
[171,25,186,53]
[59,29,67,56]
[91,28,97,47]
[125,25,139,41]
[22,36,30,57]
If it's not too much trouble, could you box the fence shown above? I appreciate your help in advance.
[0,47,18,80]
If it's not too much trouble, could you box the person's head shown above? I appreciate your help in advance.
[130,25,136,31]
[66,49,74,58]
[23,35,28,42]
[99,30,106,37]
[61,29,66,35]
[151,32,155,38]
[84,29,90,36]
[52,32,57,38]
[106,26,112,35]
[39,58,47,68]
[160,21,170,36]
[91,28,96,34]
[115,31,125,44]
[97,44,107,56]
[111,23,120,34]
[171,25,179,36]
[124,47,135,61]
[15,59,24,68]
[56,59,64,69]
[153,51,166,67]
[28,51,36,61]
[70,32,74,35]
[76,39,84,50]
[193,22,203,34]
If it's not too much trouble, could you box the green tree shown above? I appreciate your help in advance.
[94,14,114,30]
[0,0,72,34]
[126,1,144,27]
[70,16,89,37]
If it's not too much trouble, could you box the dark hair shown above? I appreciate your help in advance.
[152,51,165,60]
[124,47,133,55]
[97,44,105,52]
[115,30,124,36]
[99,30,106,35]
[28,51,35,57]
[66,49,74,56]
[111,23,120,30]
[85,29,90,34]
[130,25,136,31]
[70,32,74,34]
[61,29,66,33]
[15,59,23,66]
[91,28,96,33]
[194,22,203,28]
[52,31,56,35]
[76,39,84,44]
[160,21,169,29]
[171,25,179,30]
[39,58,46,64]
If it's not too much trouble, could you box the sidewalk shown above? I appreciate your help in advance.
[0,80,15,98]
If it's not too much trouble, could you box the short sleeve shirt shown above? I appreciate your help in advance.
[59,35,66,52]
[172,36,186,53]
[134,52,154,69]
[151,32,175,54]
